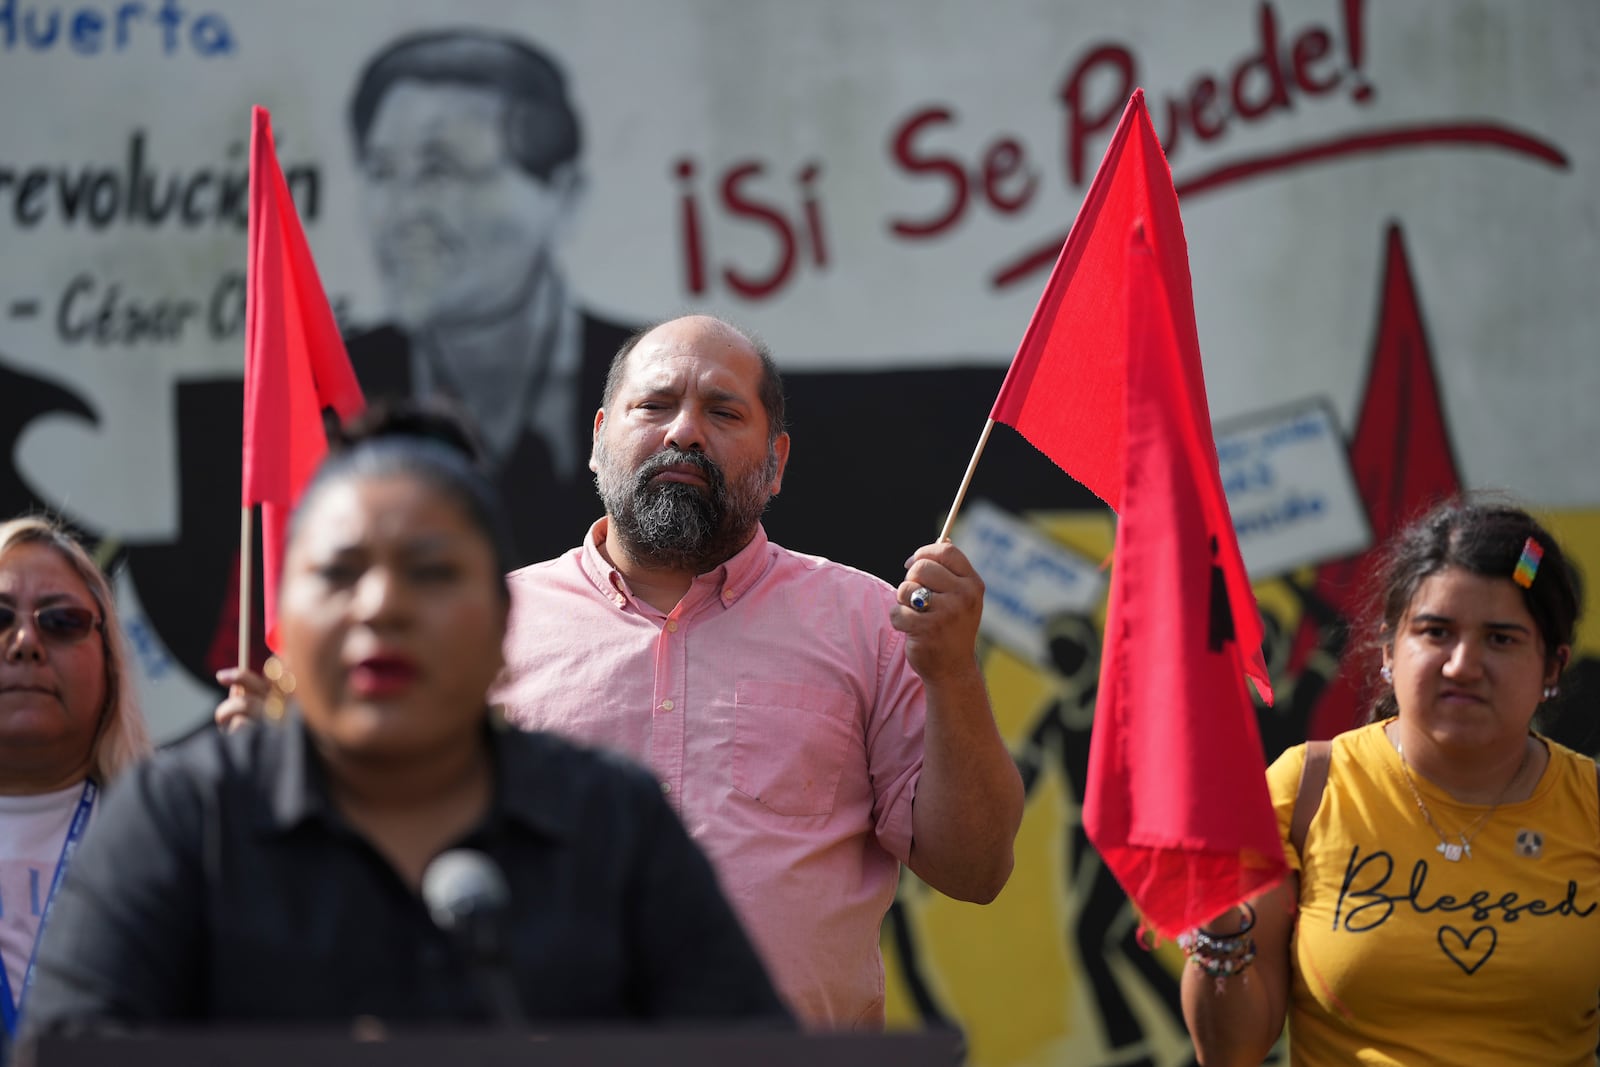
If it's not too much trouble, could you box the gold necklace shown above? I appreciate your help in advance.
[1393,738,1531,862]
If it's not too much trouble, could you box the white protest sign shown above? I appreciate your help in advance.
[952,499,1106,665]
[1216,398,1371,578]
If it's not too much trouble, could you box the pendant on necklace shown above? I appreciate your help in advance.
[1437,841,1466,862]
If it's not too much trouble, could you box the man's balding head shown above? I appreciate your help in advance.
[602,316,787,443]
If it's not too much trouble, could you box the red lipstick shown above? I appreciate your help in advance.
[348,655,419,699]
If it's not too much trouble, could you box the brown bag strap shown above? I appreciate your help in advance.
[1291,740,1333,857]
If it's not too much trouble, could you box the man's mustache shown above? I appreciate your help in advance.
[635,448,724,495]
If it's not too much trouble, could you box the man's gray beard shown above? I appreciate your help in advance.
[596,444,775,573]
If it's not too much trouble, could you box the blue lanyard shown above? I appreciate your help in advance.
[0,781,96,1037]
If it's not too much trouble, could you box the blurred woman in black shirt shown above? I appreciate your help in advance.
[23,409,788,1032]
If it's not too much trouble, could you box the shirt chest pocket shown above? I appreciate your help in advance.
[732,680,860,817]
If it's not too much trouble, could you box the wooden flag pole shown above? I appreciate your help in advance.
[238,505,252,671]
[937,418,996,543]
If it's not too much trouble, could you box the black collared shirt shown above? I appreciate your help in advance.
[23,714,789,1031]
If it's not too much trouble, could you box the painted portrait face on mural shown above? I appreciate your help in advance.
[357,80,581,332]
[340,29,633,502]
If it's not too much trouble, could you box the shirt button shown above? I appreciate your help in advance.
[661,781,672,795]
[666,620,679,633]
[722,589,735,601]
[660,699,674,711]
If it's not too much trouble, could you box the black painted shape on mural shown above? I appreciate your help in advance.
[0,357,98,524]
[1006,613,1196,1064]
[1255,574,1349,765]
[1206,534,1235,653]
[129,377,271,682]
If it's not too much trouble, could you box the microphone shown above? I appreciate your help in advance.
[421,849,525,1026]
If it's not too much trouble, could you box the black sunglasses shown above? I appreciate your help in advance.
[0,604,103,644]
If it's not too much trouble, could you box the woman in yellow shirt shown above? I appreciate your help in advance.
[1182,500,1600,1066]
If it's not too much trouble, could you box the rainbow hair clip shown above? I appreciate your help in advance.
[1513,537,1544,588]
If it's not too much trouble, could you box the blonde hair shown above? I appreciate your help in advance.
[0,517,152,782]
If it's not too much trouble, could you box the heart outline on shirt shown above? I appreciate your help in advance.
[1437,924,1497,975]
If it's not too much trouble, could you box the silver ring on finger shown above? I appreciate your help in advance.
[909,586,932,612]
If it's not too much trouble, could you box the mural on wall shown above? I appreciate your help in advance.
[1,2,1596,1063]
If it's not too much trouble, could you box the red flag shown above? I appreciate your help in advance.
[242,106,365,651]
[1084,225,1287,937]
[991,90,1283,936]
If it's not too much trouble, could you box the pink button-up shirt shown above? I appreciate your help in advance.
[493,520,926,1028]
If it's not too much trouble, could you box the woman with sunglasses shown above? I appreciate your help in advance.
[0,518,151,1053]
[21,407,788,1035]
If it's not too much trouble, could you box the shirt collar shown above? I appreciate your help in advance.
[260,711,573,842]
[577,517,774,610]
[578,517,628,607]
[713,522,772,606]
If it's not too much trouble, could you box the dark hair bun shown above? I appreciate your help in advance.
[333,397,488,469]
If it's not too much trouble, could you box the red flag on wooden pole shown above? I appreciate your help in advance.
[988,90,1284,937]
[241,106,365,654]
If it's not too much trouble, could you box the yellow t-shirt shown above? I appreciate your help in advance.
[1270,721,1600,1066]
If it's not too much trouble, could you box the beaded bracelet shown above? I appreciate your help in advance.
[1189,927,1250,958]
[1175,930,1255,967]
[1176,903,1257,955]
[1189,940,1257,979]
[1206,902,1258,938]
[1177,903,1259,986]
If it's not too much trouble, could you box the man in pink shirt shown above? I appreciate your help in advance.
[492,314,1024,1028]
